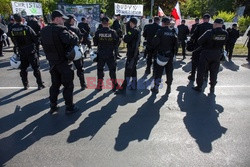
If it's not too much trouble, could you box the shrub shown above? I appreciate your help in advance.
[238,16,250,33]
[213,11,235,22]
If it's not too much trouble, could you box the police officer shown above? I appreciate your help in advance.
[0,25,4,57]
[177,19,190,59]
[188,14,213,81]
[143,16,161,75]
[193,18,228,94]
[78,17,92,49]
[27,15,41,57]
[9,13,45,90]
[41,10,79,114]
[151,17,178,94]
[190,18,199,35]
[93,17,119,91]
[65,14,87,90]
[225,23,240,61]
[116,18,140,94]
[247,30,250,61]
[111,14,122,59]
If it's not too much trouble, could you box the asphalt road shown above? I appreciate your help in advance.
[0,50,250,167]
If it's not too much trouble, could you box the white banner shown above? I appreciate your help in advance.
[11,1,43,16]
[114,3,143,16]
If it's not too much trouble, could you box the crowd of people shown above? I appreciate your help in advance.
[0,10,250,115]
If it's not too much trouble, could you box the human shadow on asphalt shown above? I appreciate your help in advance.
[174,59,186,69]
[241,62,250,69]
[0,89,109,165]
[0,89,38,106]
[177,82,227,153]
[114,92,169,151]
[0,105,82,166]
[221,61,240,71]
[182,61,192,73]
[67,89,150,143]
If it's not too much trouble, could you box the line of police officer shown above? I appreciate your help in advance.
[8,10,230,114]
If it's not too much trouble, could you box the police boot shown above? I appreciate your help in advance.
[115,81,127,95]
[188,74,195,81]
[151,86,159,94]
[65,105,79,115]
[80,77,87,90]
[49,103,60,114]
[96,79,103,91]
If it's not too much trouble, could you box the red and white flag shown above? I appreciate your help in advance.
[158,6,165,17]
[171,2,182,24]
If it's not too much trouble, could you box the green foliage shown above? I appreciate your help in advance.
[238,16,250,33]
[213,11,235,22]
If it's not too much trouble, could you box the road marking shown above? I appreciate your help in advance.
[0,87,38,90]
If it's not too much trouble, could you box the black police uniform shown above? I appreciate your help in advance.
[41,23,78,111]
[247,30,250,61]
[10,23,44,89]
[111,19,122,58]
[195,27,228,93]
[27,19,41,56]
[189,22,213,80]
[151,26,178,93]
[65,22,87,90]
[177,23,190,59]
[143,22,161,74]
[0,28,4,57]
[78,22,91,49]
[225,27,239,60]
[190,23,198,35]
[119,26,140,90]
[93,27,119,90]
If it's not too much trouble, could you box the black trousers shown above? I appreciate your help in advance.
[146,49,156,71]
[121,57,138,89]
[179,39,186,57]
[49,61,74,107]
[154,58,173,88]
[73,57,86,87]
[248,44,250,60]
[191,47,202,77]
[97,56,117,86]
[19,53,43,86]
[0,40,3,56]
[114,38,121,57]
[225,42,235,60]
[82,39,91,49]
[196,50,221,88]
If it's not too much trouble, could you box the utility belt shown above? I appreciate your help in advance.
[18,43,36,55]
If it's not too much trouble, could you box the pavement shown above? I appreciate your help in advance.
[0,49,250,167]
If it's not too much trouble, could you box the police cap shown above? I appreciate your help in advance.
[101,17,109,23]
[129,18,137,25]
[51,10,69,20]
[67,14,77,21]
[13,13,22,23]
[214,18,224,24]
[162,17,170,24]
[203,13,211,19]
[115,14,121,17]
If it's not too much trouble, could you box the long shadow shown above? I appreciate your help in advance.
[67,89,150,143]
[174,59,186,69]
[182,61,192,73]
[0,98,82,166]
[221,61,240,71]
[0,98,49,134]
[0,89,38,106]
[241,62,250,69]
[177,83,227,153]
[114,93,169,151]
